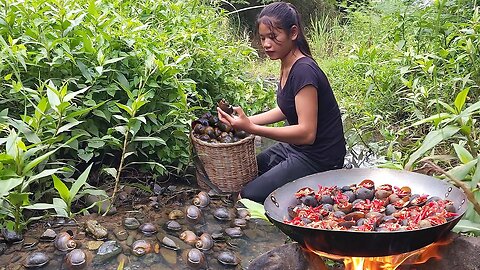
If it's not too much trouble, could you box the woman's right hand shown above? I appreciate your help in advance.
[217,106,254,133]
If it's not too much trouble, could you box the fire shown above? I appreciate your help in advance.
[305,237,452,270]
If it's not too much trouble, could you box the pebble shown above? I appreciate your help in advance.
[86,241,104,251]
[160,248,177,265]
[114,228,128,241]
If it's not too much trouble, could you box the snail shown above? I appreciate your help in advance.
[217,98,234,115]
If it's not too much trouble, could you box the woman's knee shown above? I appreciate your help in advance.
[240,181,267,203]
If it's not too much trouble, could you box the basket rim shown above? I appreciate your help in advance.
[190,130,255,148]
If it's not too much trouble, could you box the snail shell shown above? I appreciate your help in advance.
[225,227,243,238]
[185,205,202,224]
[132,240,152,256]
[195,233,214,251]
[213,207,232,221]
[54,231,76,252]
[65,249,86,269]
[24,251,49,268]
[165,220,182,231]
[232,218,248,229]
[217,99,234,115]
[217,251,240,266]
[186,248,206,269]
[192,191,210,208]
[162,236,180,251]
[180,230,198,246]
[236,209,251,220]
[139,223,157,236]
[168,209,185,220]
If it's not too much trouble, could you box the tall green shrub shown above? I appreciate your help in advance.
[0,0,263,178]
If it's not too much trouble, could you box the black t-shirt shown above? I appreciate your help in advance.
[276,57,346,165]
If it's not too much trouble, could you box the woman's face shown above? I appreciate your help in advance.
[258,20,295,61]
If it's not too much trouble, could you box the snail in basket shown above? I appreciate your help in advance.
[192,108,249,144]
[218,98,234,115]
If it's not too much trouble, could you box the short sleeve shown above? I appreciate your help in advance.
[288,62,320,96]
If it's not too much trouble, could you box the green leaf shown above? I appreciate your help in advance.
[0,178,23,197]
[23,168,64,188]
[447,160,477,181]
[63,86,90,102]
[66,100,108,119]
[115,103,133,116]
[69,164,92,200]
[46,86,61,111]
[405,126,460,170]
[8,118,41,144]
[53,175,70,204]
[472,156,480,185]
[7,192,30,207]
[57,120,83,135]
[452,220,480,236]
[104,57,126,65]
[454,88,470,113]
[78,149,94,162]
[52,198,69,217]
[23,149,57,175]
[238,199,271,223]
[77,60,93,82]
[132,136,166,145]
[412,113,451,126]
[102,167,117,178]
[453,144,474,164]
[23,203,58,210]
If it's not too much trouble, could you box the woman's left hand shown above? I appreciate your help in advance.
[217,106,254,133]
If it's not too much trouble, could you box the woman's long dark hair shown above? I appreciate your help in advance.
[256,2,312,58]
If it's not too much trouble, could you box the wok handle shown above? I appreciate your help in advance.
[270,194,280,208]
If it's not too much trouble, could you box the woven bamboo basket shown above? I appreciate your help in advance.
[191,131,258,193]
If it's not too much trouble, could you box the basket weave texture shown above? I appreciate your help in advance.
[191,131,258,193]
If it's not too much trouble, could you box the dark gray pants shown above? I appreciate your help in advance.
[240,142,343,203]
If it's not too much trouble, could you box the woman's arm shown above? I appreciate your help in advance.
[218,85,318,145]
[248,107,286,125]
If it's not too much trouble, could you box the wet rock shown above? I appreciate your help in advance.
[1,228,23,243]
[0,242,6,255]
[160,247,177,265]
[93,240,122,264]
[126,233,136,246]
[113,228,128,241]
[243,229,258,239]
[86,241,104,251]
[123,217,141,230]
[85,220,108,240]
[143,253,159,265]
[248,243,326,270]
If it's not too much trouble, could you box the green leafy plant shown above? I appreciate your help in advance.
[0,0,265,180]
[0,128,63,232]
[52,163,107,218]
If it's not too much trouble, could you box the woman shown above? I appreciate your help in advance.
[217,2,346,203]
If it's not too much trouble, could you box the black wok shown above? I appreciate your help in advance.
[264,168,467,257]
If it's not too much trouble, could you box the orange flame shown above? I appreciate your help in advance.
[305,236,452,270]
